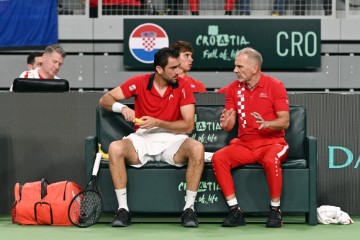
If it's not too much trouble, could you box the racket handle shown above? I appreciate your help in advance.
[92,152,103,176]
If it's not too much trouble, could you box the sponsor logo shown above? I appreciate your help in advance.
[328,146,360,169]
[259,92,268,98]
[129,84,136,91]
[182,88,186,98]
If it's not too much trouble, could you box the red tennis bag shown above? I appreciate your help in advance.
[12,178,82,226]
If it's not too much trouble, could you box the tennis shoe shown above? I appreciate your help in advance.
[266,206,283,228]
[112,208,131,227]
[222,208,246,227]
[181,208,198,227]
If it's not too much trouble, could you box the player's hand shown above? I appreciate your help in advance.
[134,116,157,129]
[122,107,135,122]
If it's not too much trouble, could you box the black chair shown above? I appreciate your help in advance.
[12,78,69,92]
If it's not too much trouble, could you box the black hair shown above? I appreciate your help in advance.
[27,52,43,65]
[153,47,179,69]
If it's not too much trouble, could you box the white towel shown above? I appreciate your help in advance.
[128,127,187,156]
[317,205,354,224]
[204,152,214,162]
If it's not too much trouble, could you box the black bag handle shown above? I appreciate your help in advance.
[41,178,49,199]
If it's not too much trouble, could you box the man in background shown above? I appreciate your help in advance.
[10,44,66,91]
[26,52,43,70]
[170,40,206,93]
[19,44,66,79]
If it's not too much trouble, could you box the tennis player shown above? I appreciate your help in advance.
[99,47,204,228]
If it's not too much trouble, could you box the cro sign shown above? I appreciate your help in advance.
[277,31,318,57]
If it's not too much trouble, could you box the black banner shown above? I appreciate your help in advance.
[124,19,321,70]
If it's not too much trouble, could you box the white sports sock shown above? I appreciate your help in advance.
[227,198,238,207]
[183,190,197,211]
[271,200,280,207]
[115,188,129,211]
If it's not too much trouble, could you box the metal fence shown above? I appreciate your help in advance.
[58,0,359,17]
[347,0,360,16]
[58,0,86,15]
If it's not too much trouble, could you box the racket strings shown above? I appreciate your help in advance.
[69,191,102,227]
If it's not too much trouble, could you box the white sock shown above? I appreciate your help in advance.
[227,198,238,208]
[183,190,197,211]
[115,188,129,211]
[271,200,280,207]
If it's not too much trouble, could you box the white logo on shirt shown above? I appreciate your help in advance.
[259,93,268,98]
[169,94,174,100]
[182,88,186,98]
[129,85,136,91]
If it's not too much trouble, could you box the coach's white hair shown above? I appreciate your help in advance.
[45,44,67,58]
[236,47,263,67]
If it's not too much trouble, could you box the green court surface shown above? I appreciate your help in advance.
[1,215,359,240]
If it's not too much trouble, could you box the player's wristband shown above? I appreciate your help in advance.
[112,102,127,113]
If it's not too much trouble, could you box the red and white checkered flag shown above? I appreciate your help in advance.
[141,32,157,52]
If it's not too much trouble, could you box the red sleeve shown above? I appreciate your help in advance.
[194,80,206,93]
[120,75,143,98]
[224,81,238,110]
[217,86,228,94]
[273,81,289,112]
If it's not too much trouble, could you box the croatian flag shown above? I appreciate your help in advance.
[129,23,169,64]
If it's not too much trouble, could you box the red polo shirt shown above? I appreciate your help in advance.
[121,73,196,130]
[225,73,289,141]
[182,75,206,93]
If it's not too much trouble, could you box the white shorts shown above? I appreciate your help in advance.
[123,127,188,168]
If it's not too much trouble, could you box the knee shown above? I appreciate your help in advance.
[108,141,126,161]
[211,152,219,167]
[211,152,223,173]
[211,151,225,168]
[108,141,118,154]
[188,140,204,165]
[189,139,204,155]
[211,151,232,178]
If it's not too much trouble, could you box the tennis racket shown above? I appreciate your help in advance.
[68,152,103,228]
